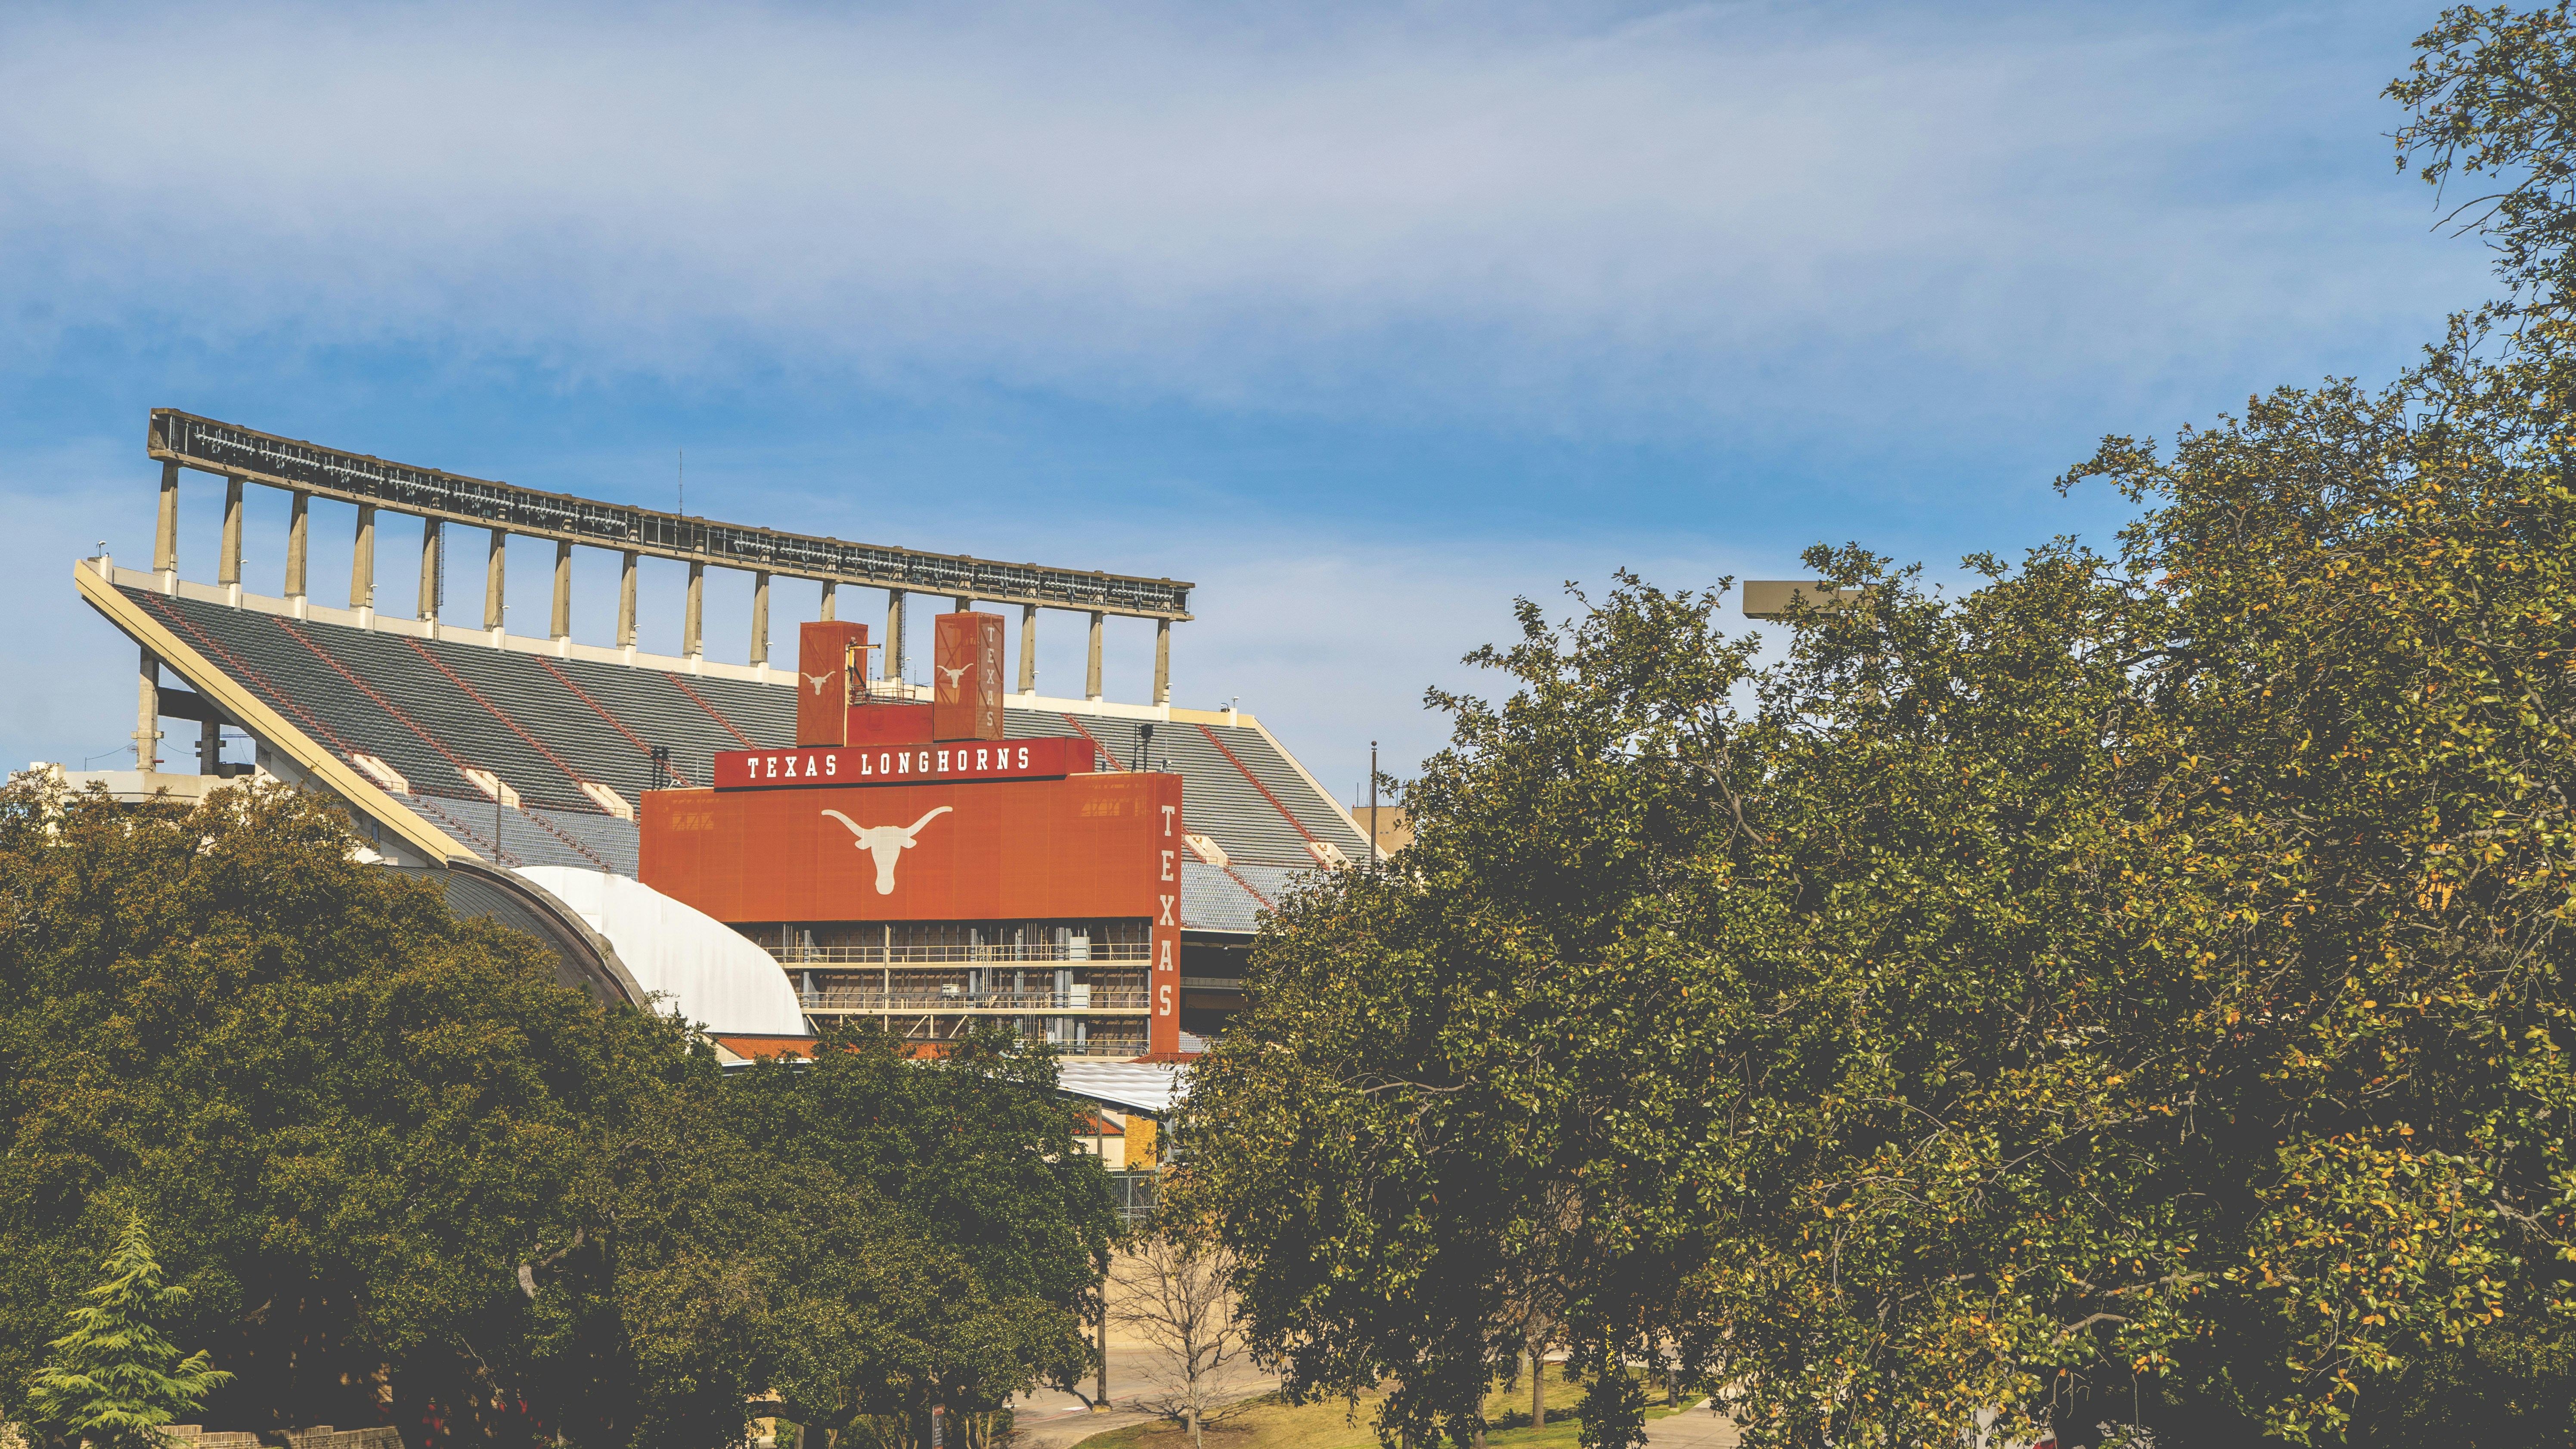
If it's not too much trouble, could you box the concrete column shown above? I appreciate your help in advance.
[685,561,705,660]
[199,717,221,776]
[284,490,310,608]
[1154,618,1171,705]
[820,579,837,621]
[153,461,180,589]
[418,519,443,624]
[1018,603,1037,694]
[551,539,573,641]
[1086,611,1104,701]
[484,527,507,633]
[952,594,970,612]
[133,648,161,773]
[886,589,907,684]
[350,504,376,613]
[750,570,771,666]
[219,476,245,592]
[617,550,638,647]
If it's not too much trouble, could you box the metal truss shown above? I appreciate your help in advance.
[149,410,1194,619]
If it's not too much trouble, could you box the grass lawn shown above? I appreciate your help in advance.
[1068,1367,1689,1449]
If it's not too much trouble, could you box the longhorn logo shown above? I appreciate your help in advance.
[803,671,833,695]
[820,806,954,894]
[936,663,971,692]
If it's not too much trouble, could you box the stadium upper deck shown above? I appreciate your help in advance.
[84,561,1359,936]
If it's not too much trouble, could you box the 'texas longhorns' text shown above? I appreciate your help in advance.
[712,735,1098,789]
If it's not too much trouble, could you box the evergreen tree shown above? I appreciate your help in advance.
[26,1213,232,1449]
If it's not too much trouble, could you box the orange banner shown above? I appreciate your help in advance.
[642,770,1187,1053]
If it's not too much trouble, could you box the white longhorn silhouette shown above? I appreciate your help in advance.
[936,663,971,691]
[820,806,954,894]
[803,671,833,695]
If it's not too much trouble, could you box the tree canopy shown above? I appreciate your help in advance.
[726,1021,1119,1444]
[1175,8,2576,1446]
[0,778,670,1439]
[0,779,1111,1449]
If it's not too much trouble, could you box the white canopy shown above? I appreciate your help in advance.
[513,867,808,1036]
[1056,1059,1190,1115]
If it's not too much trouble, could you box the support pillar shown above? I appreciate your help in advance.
[685,561,705,660]
[952,594,970,613]
[820,579,837,621]
[153,461,180,593]
[886,589,907,686]
[551,539,573,642]
[1086,611,1104,702]
[484,527,507,635]
[1018,603,1037,695]
[199,717,221,776]
[419,518,443,625]
[750,570,771,667]
[219,475,245,600]
[133,648,161,773]
[1154,618,1171,705]
[350,504,376,617]
[617,551,638,648]
[285,490,310,613]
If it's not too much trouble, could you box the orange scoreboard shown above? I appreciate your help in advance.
[640,617,1186,1055]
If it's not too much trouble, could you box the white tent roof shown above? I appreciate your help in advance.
[1056,1060,1190,1115]
[514,867,808,1036]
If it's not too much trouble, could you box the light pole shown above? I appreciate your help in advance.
[1095,1297,1110,1411]
[1366,739,1377,871]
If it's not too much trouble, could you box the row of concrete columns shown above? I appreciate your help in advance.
[149,462,1176,704]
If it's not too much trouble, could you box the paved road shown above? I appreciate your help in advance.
[1013,1369,1739,1449]
[1011,1347,1280,1449]
[1642,1401,1739,1449]
[1011,1405,1155,1449]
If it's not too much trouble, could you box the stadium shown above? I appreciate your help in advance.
[43,410,1376,1127]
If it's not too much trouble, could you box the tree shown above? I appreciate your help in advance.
[515,1020,945,1449]
[0,779,815,1448]
[1176,11,2576,1445]
[0,776,1111,1449]
[25,1213,232,1449]
[1188,422,2576,1446]
[2389,0,2576,325]
[1109,1228,1251,1449]
[1175,577,1765,1449]
[0,778,620,1436]
[725,1022,1119,1449]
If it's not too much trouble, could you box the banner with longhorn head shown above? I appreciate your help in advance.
[797,621,870,747]
[933,611,1006,742]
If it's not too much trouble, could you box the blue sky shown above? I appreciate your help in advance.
[0,0,2497,799]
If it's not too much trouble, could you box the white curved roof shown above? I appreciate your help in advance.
[514,866,808,1035]
[1056,1060,1190,1114]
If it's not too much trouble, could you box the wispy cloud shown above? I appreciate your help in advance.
[0,1,2483,434]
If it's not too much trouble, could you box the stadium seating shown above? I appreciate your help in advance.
[131,585,1362,931]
